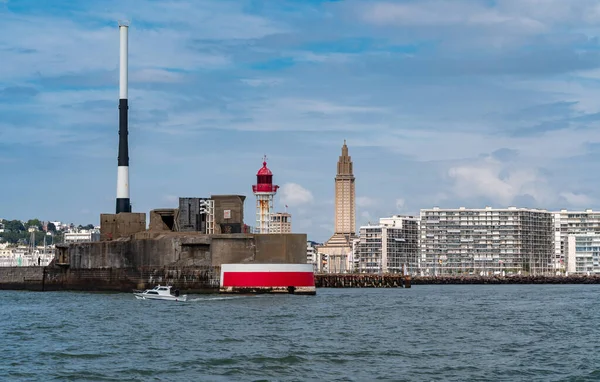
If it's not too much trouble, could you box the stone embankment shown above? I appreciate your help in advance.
[315,274,411,288]
[315,274,600,288]
[411,275,600,285]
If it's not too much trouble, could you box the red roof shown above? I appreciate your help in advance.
[257,161,272,176]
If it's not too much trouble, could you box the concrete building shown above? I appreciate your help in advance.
[355,216,419,274]
[565,232,600,274]
[270,212,292,234]
[553,209,600,271]
[64,231,101,243]
[316,140,356,272]
[420,206,554,276]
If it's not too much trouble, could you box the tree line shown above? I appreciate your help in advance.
[0,219,95,245]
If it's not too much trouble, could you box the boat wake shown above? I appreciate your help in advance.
[188,296,257,302]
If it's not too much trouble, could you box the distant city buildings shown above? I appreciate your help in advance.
[355,216,419,274]
[553,209,600,271]
[419,207,554,276]
[565,233,600,274]
[64,230,101,244]
[270,212,292,234]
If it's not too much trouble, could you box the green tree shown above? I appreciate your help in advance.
[84,224,95,230]
[0,230,25,244]
[47,222,56,232]
[26,219,42,230]
[4,220,25,232]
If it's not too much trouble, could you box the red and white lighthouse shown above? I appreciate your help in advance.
[252,156,279,233]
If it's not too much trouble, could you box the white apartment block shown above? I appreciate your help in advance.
[420,207,554,276]
[565,233,600,275]
[64,231,100,243]
[355,216,419,274]
[553,209,600,270]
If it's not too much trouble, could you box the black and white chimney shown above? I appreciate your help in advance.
[116,21,131,213]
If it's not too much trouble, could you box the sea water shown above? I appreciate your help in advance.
[2,285,600,381]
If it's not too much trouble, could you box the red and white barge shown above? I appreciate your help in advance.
[220,263,316,295]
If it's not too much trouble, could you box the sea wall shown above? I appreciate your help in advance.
[0,267,45,290]
[0,232,309,292]
[0,266,222,293]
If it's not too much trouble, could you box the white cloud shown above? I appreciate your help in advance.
[559,192,594,208]
[356,196,378,208]
[447,157,551,206]
[279,183,314,206]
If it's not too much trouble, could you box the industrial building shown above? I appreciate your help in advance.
[355,216,419,274]
[420,207,554,276]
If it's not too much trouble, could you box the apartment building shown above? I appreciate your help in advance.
[355,215,419,274]
[270,212,291,234]
[553,209,600,270]
[565,232,600,274]
[420,207,554,276]
[64,230,100,243]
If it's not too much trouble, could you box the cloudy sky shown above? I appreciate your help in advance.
[2,0,600,242]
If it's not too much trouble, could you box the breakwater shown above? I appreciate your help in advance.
[411,275,600,284]
[0,266,221,293]
[315,274,600,287]
[315,274,411,288]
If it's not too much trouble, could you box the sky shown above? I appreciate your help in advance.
[2,0,600,243]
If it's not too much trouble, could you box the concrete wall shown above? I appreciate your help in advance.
[0,266,221,292]
[149,209,177,232]
[255,233,307,263]
[57,232,308,270]
[0,267,44,284]
[100,213,147,241]
[211,195,245,233]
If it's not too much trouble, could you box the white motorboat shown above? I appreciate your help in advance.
[133,285,187,302]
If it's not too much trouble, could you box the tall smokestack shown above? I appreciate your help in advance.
[116,21,131,213]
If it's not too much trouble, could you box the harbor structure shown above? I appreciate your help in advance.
[356,216,419,274]
[565,232,600,274]
[270,212,292,234]
[116,21,131,214]
[316,140,357,272]
[552,209,600,271]
[420,206,554,276]
[252,157,279,234]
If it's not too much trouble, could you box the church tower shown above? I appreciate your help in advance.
[316,140,357,273]
[334,140,356,235]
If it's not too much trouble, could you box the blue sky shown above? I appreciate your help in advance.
[2,0,600,242]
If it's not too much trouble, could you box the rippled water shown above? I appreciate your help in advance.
[2,285,600,381]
